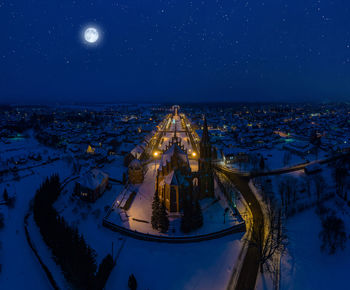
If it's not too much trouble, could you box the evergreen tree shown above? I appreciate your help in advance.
[95,254,114,289]
[181,199,193,233]
[33,174,98,290]
[128,274,137,290]
[151,192,160,229]
[3,188,8,202]
[192,200,203,230]
[158,203,169,233]
[0,213,4,229]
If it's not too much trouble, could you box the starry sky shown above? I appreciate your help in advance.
[2,0,350,104]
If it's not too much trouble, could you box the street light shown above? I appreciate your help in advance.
[153,152,158,157]
[192,152,196,157]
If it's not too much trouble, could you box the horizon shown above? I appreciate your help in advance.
[1,100,349,106]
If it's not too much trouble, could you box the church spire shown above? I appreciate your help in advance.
[201,116,210,144]
[198,115,214,198]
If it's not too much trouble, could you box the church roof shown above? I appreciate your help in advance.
[163,170,189,187]
[164,171,178,185]
[200,116,210,144]
[159,142,189,170]
[175,170,189,186]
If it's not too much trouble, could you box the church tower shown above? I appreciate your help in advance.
[198,117,214,198]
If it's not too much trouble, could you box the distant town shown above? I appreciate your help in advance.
[0,103,350,290]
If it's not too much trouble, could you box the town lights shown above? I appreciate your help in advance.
[153,152,159,157]
[192,152,197,157]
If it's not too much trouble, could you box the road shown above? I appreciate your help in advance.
[216,151,350,179]
[216,165,264,290]
[216,151,350,289]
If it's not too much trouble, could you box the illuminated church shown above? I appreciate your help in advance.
[155,117,214,213]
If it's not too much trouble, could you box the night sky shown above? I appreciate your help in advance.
[2,0,350,104]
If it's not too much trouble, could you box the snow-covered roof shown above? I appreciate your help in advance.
[129,158,142,170]
[164,171,178,185]
[131,144,145,157]
[159,143,189,170]
[79,169,108,190]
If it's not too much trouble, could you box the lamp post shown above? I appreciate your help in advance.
[153,151,158,175]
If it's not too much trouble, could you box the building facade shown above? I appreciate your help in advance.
[155,115,215,212]
[156,131,193,212]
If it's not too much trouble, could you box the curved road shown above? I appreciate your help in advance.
[216,151,350,289]
[215,165,264,290]
[216,151,350,179]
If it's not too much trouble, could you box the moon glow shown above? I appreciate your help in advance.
[84,27,99,43]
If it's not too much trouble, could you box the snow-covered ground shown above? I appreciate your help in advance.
[0,134,63,173]
[54,172,125,264]
[0,159,72,289]
[159,116,195,155]
[254,160,347,290]
[105,233,243,290]
[226,145,329,172]
[100,156,126,180]
[54,158,245,290]
[105,161,241,237]
[281,198,350,290]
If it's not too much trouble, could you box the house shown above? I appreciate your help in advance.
[76,169,109,202]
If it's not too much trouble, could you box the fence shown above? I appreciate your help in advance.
[103,218,245,243]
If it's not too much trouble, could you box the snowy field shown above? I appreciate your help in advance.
[106,233,243,290]
[281,198,350,290]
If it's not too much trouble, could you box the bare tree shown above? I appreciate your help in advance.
[319,214,347,255]
[313,174,325,202]
[278,180,285,210]
[250,202,288,274]
[280,177,295,213]
[304,175,311,198]
[333,166,347,199]
[283,151,291,166]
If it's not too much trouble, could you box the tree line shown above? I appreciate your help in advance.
[33,174,114,289]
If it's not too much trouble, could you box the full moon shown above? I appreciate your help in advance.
[84,27,99,43]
